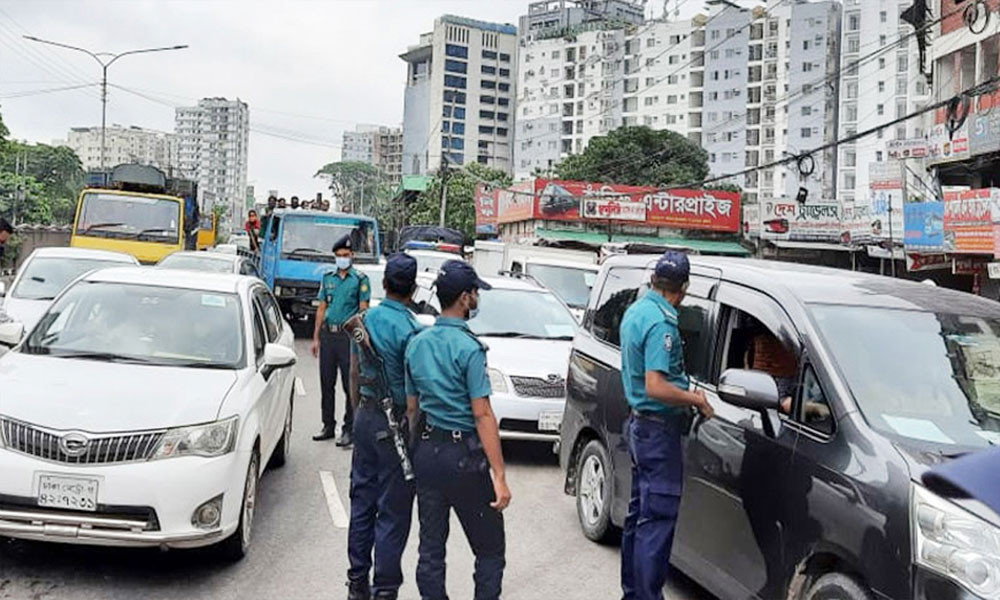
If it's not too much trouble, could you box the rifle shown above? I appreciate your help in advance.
[343,313,415,482]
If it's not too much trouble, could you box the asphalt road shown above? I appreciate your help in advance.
[0,338,712,600]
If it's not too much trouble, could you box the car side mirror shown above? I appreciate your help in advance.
[0,281,6,297]
[718,369,781,411]
[415,313,435,328]
[261,343,296,379]
[0,321,24,347]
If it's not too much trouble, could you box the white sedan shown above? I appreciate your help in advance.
[158,251,261,278]
[1,247,138,335]
[413,274,577,443]
[0,267,296,560]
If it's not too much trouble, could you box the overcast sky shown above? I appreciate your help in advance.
[0,0,730,200]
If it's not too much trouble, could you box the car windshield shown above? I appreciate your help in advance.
[470,288,577,339]
[12,257,130,301]
[524,263,597,309]
[358,267,386,300]
[159,254,234,273]
[75,192,181,242]
[281,218,375,260]
[23,282,245,369]
[811,304,1000,450]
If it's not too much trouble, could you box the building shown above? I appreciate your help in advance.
[63,125,179,172]
[342,125,379,164]
[519,0,644,42]
[175,97,250,224]
[400,15,519,176]
[341,124,404,184]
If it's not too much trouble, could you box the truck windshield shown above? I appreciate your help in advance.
[811,304,1000,451]
[281,218,375,260]
[525,263,597,309]
[75,192,181,242]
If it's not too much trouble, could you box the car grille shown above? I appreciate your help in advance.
[0,418,166,465]
[509,376,565,399]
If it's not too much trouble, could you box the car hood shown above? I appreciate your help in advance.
[2,297,50,334]
[0,353,238,432]
[479,336,572,381]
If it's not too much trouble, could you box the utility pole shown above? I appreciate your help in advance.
[23,36,187,171]
[439,159,450,228]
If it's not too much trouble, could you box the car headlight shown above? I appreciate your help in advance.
[151,416,239,460]
[913,483,1000,598]
[488,368,509,394]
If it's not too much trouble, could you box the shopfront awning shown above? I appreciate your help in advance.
[535,228,751,256]
[769,240,857,252]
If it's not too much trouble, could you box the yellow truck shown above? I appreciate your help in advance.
[70,165,196,264]
[196,213,218,250]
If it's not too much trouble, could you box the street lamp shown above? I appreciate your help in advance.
[23,36,187,171]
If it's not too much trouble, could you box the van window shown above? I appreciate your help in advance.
[799,364,834,434]
[724,309,799,400]
[678,296,715,383]
[590,267,646,347]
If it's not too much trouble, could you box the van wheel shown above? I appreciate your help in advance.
[217,450,259,562]
[804,573,874,600]
[268,393,293,469]
[576,440,618,544]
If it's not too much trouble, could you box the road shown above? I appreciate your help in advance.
[0,338,711,600]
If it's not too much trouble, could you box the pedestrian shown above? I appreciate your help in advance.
[245,209,261,252]
[618,251,714,600]
[183,195,200,251]
[0,217,13,266]
[344,252,422,600]
[311,233,370,447]
[405,260,511,600]
[291,196,301,210]
[278,197,288,209]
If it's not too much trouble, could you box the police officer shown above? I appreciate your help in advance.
[404,260,511,600]
[619,251,714,600]
[345,253,421,600]
[312,234,370,446]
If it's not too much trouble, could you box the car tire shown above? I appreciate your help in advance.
[804,572,874,600]
[268,393,293,469]
[217,449,259,562]
[576,440,618,544]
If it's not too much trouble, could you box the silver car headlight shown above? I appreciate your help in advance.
[488,368,509,394]
[150,416,239,460]
[913,483,1000,598]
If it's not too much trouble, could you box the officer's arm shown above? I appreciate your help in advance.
[359,274,371,312]
[312,301,326,343]
[471,397,506,483]
[645,371,704,408]
[643,321,706,409]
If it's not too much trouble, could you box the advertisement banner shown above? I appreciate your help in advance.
[970,111,1000,156]
[867,161,905,243]
[533,180,648,222]
[644,189,741,232]
[906,253,950,272]
[840,202,874,246]
[887,138,929,160]
[903,202,944,252]
[928,122,971,164]
[474,183,499,235]
[496,181,536,224]
[761,201,841,242]
[743,204,760,240]
[943,189,997,254]
[580,197,647,221]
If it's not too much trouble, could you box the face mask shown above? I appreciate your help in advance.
[468,307,480,320]
[335,257,352,270]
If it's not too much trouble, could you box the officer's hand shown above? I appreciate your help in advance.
[490,476,512,511]
[693,389,714,420]
[310,339,319,358]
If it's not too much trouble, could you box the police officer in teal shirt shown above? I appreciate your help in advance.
[404,260,511,600]
[346,253,421,600]
[311,234,370,446]
[619,251,714,600]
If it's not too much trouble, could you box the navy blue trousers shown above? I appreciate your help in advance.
[621,413,685,600]
[319,329,353,432]
[413,434,505,600]
[347,405,415,594]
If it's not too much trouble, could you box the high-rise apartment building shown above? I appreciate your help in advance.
[342,125,379,164]
[519,0,644,42]
[175,97,250,223]
[341,124,404,184]
[400,15,518,176]
[63,125,179,173]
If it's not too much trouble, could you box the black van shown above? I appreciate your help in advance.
[560,254,1000,600]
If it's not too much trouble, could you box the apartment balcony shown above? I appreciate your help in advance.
[690,51,705,69]
[688,113,702,128]
[750,23,764,41]
[690,71,704,88]
[689,92,703,108]
[691,30,705,48]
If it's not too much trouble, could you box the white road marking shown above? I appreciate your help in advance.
[319,470,349,529]
[294,377,306,397]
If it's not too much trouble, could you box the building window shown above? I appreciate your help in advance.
[877,103,884,116]
[454,107,466,119]
[443,90,467,104]
[803,40,809,50]
[802,106,812,116]
[801,128,812,138]
[444,75,467,89]
[498,97,509,107]
[445,59,467,74]
[453,122,465,135]
[481,80,497,90]
[499,68,510,78]
[880,10,887,22]
[879,57,886,70]
[500,53,511,63]
[481,95,496,105]
[441,121,450,133]
[481,65,496,75]
[847,12,860,31]
[446,44,468,59]
[479,125,494,135]
[480,110,495,119]
[496,127,508,137]
[451,137,464,150]
[499,83,510,92]
[482,50,498,60]
[497,112,509,122]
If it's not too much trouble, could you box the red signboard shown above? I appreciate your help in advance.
[645,189,741,232]
[496,181,536,224]
[474,183,499,234]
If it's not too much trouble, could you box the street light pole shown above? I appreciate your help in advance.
[23,36,187,171]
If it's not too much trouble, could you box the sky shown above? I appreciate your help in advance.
[0,0,729,201]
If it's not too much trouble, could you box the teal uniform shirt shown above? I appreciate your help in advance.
[620,291,690,415]
[359,298,422,407]
[405,317,491,432]
[317,267,371,327]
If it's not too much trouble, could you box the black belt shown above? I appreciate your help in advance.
[421,425,477,443]
[324,323,347,333]
[631,409,687,425]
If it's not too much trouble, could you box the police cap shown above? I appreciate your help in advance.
[384,252,417,289]
[332,234,352,253]
[654,251,690,283]
[435,260,492,298]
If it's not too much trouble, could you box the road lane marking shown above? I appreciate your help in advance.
[319,470,349,528]
[294,377,306,397]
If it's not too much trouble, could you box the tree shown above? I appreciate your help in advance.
[407,162,511,239]
[0,140,83,226]
[315,161,384,214]
[554,126,709,187]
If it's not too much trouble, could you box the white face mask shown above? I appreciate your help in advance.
[335,256,352,270]
[468,307,480,320]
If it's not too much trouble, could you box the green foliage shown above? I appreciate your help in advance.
[554,126,709,187]
[704,182,742,194]
[315,161,384,214]
[407,163,511,239]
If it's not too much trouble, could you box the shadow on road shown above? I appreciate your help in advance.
[501,439,560,467]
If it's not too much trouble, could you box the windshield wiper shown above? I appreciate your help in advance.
[480,332,544,339]
[546,335,575,341]
[54,351,154,364]
[82,222,125,232]
[286,247,331,255]
[159,360,235,370]
[135,228,174,237]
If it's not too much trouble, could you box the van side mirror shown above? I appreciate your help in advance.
[718,369,781,411]
[261,343,296,379]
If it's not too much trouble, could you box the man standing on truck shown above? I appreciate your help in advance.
[312,234,370,447]
[618,251,714,600]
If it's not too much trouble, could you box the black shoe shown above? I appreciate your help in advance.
[347,580,370,600]
[312,427,336,441]
[336,430,353,447]
[372,592,397,600]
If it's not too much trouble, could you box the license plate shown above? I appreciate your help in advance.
[538,410,563,432]
[37,475,99,512]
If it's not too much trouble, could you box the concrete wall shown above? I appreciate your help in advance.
[7,226,72,272]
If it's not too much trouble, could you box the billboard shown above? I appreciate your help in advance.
[496,181,536,224]
[867,161,905,243]
[580,197,647,221]
[644,189,741,232]
[532,180,647,222]
[474,183,499,235]
[903,201,945,252]
[943,189,997,254]
[760,201,841,242]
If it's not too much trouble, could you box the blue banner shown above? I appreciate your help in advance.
[904,202,945,251]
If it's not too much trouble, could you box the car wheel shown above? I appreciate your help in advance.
[217,449,259,561]
[804,573,874,600]
[268,393,293,469]
[576,440,618,544]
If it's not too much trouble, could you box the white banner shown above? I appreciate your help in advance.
[580,198,647,221]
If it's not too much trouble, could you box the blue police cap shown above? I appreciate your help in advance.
[923,447,1000,516]
[332,234,352,253]
[384,252,417,289]
[435,259,492,297]
[654,251,690,283]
